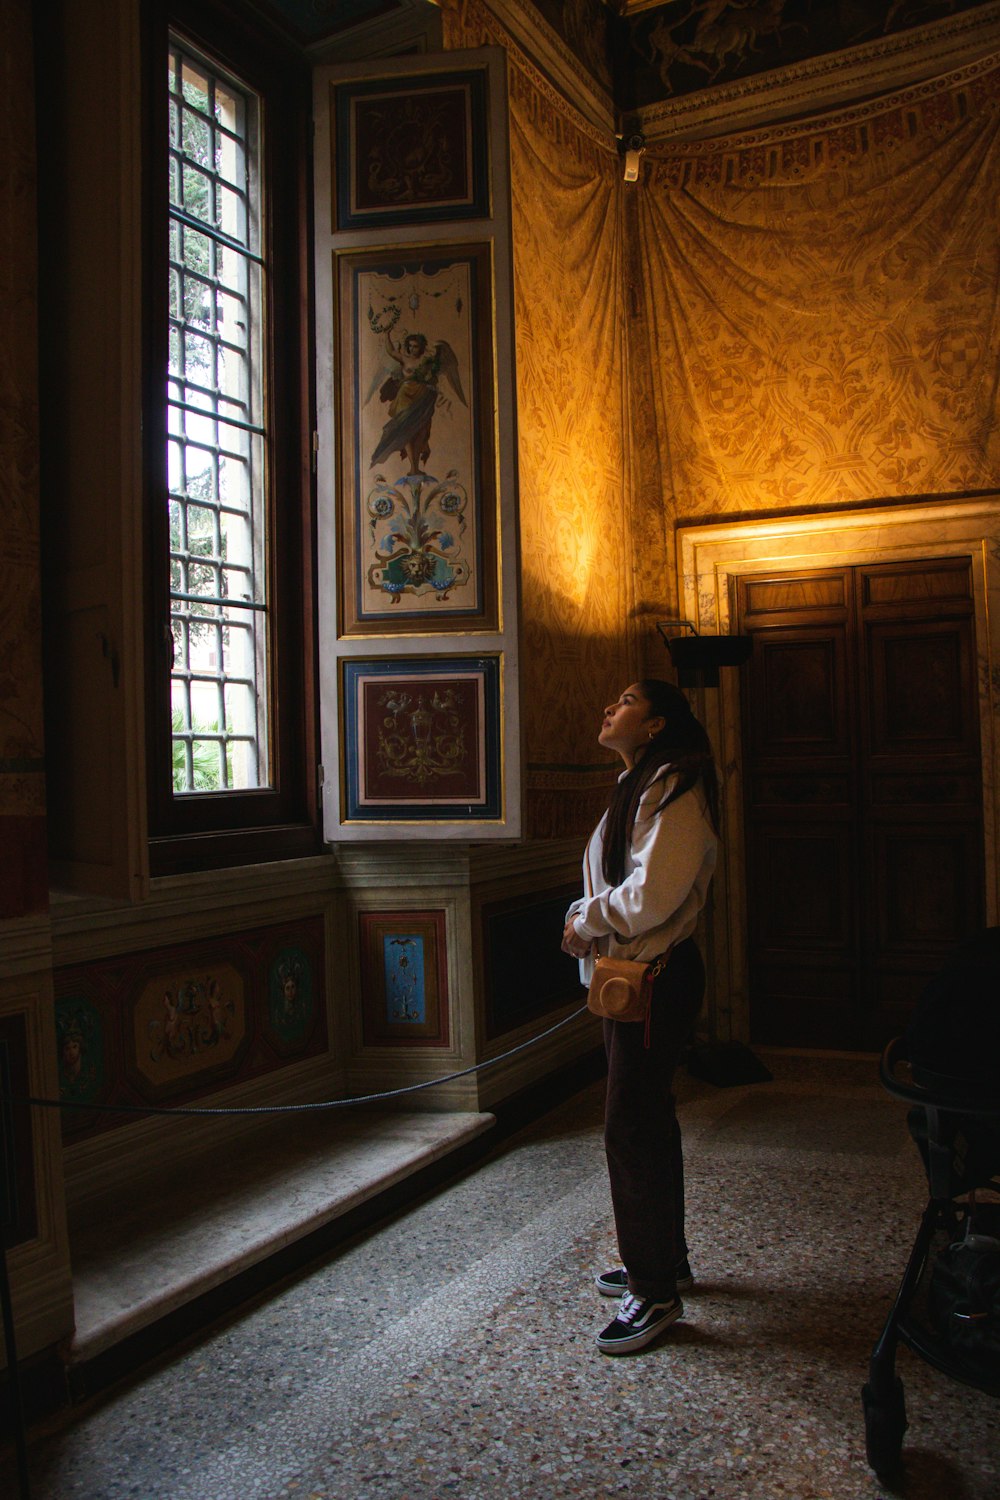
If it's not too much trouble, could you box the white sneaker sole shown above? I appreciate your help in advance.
[596,1299,684,1355]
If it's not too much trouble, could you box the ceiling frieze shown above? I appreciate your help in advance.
[633,2,1000,140]
[466,0,617,132]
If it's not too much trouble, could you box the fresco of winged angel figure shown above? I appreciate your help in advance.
[368,328,467,478]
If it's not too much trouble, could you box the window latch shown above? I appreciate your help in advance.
[99,632,121,689]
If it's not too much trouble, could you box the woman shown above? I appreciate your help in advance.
[562,679,719,1355]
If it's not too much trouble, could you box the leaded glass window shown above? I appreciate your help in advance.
[167,39,269,794]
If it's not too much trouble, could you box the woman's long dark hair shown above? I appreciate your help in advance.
[602,679,720,885]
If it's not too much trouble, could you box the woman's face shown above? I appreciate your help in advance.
[599,684,665,765]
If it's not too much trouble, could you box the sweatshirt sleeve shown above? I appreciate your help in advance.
[564,896,585,923]
[572,779,715,942]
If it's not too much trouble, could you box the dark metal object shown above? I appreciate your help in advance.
[656,620,753,687]
[863,1036,1000,1480]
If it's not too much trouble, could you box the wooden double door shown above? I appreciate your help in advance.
[737,557,985,1052]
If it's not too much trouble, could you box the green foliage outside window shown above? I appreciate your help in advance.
[171,708,234,793]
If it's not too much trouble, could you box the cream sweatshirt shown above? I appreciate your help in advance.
[565,765,718,983]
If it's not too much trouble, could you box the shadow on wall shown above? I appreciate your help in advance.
[519,612,628,841]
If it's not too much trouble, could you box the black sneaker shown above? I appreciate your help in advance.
[596,1292,683,1354]
[594,1259,693,1297]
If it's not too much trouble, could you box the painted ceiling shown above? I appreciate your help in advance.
[257,0,995,107]
[613,0,996,110]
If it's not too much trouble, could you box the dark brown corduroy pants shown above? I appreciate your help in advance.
[602,937,705,1302]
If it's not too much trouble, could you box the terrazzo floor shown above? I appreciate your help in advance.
[6,1052,999,1500]
[66,1107,495,1363]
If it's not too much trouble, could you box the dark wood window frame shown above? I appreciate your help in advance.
[144,0,321,875]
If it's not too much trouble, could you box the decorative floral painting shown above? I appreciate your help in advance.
[132,961,247,1096]
[55,994,106,1110]
[53,917,327,1138]
[267,943,315,1048]
[336,243,498,634]
[358,910,450,1046]
[333,70,490,230]
[341,655,502,821]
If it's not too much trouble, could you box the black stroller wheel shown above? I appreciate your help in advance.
[862,1376,907,1479]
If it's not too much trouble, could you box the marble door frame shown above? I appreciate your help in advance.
[678,496,1000,1047]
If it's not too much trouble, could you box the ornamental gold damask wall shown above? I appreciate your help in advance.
[444,5,1000,839]
[634,59,1000,524]
[445,0,646,839]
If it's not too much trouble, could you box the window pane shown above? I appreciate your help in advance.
[167,37,269,796]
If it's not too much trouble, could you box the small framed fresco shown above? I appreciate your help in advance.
[341,655,501,822]
[336,241,498,635]
[333,70,490,231]
[55,992,108,1134]
[266,941,318,1053]
[130,960,249,1100]
[358,910,450,1047]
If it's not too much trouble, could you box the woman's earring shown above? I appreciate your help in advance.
[648,729,656,740]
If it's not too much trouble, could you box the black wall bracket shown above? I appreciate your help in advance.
[657,620,753,688]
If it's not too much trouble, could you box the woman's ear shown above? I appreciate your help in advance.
[647,717,666,739]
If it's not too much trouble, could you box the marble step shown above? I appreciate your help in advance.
[66,1107,494,1364]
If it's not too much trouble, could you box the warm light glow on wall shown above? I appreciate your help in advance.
[519,468,611,611]
[634,63,1000,520]
[501,75,635,778]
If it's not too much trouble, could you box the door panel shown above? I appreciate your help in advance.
[861,559,976,607]
[738,558,984,1051]
[754,634,851,752]
[752,962,860,1049]
[743,573,847,615]
[867,622,977,753]
[873,825,983,948]
[740,569,862,1047]
[750,826,854,947]
[858,567,982,1047]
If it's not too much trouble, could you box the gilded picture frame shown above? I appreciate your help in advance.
[341,654,502,822]
[333,70,490,231]
[335,242,499,636]
[358,910,450,1046]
